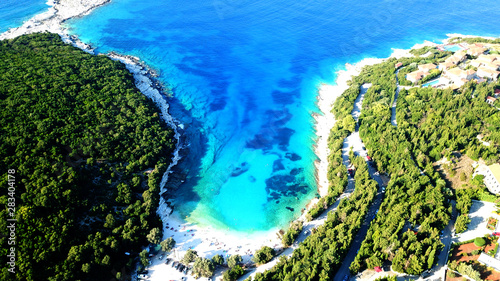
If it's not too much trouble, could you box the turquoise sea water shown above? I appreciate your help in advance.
[0,0,48,33]
[62,0,500,233]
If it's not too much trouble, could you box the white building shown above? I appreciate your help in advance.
[478,253,500,272]
[474,163,500,194]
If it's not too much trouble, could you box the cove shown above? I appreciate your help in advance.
[66,0,500,233]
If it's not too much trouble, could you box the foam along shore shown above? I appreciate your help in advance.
[313,39,437,197]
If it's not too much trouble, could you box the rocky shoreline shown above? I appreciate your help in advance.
[0,0,186,238]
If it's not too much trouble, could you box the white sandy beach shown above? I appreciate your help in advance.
[147,212,283,280]
[312,39,434,197]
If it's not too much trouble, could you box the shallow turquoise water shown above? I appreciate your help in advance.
[63,0,500,233]
[0,0,48,33]
[422,79,441,88]
[444,45,464,52]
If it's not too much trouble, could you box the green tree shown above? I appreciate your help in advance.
[82,263,91,274]
[192,257,215,278]
[457,262,482,281]
[455,215,471,233]
[427,248,436,268]
[474,237,486,247]
[182,249,198,264]
[282,221,303,247]
[0,32,177,281]
[374,276,397,281]
[342,115,356,132]
[456,192,472,214]
[160,237,176,252]
[223,265,245,281]
[147,227,161,245]
[227,254,243,268]
[139,250,149,267]
[252,246,275,264]
[212,254,224,266]
[104,213,116,228]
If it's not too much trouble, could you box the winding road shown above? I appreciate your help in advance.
[333,84,387,281]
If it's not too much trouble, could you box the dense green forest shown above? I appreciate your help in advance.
[0,33,176,280]
[349,50,500,274]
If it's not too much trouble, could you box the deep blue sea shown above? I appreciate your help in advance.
[64,0,500,233]
[0,0,48,33]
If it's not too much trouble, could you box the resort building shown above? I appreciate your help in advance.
[439,62,455,70]
[467,45,487,57]
[477,67,500,81]
[483,62,500,71]
[487,96,497,104]
[473,163,500,195]
[418,63,437,73]
[406,71,425,84]
[495,89,500,97]
[470,57,500,69]
[476,54,500,64]
[444,68,476,86]
[395,62,403,69]
[445,51,467,65]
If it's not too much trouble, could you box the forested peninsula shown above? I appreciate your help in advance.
[0,33,175,280]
